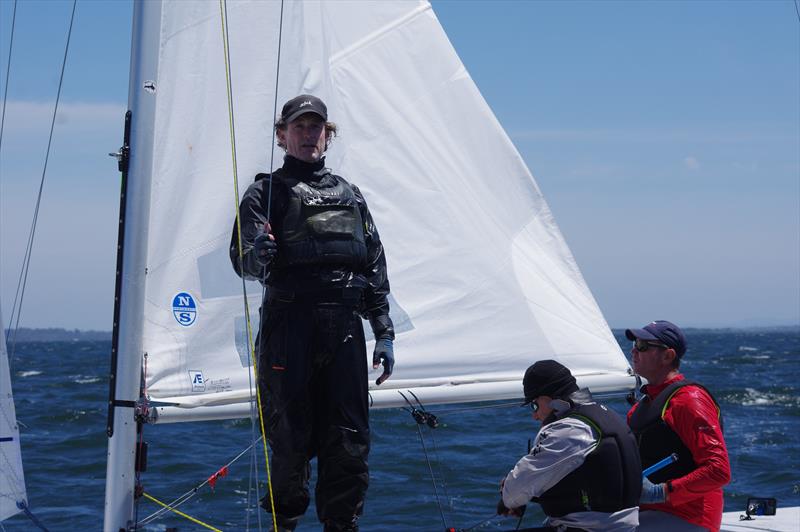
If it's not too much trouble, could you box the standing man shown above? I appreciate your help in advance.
[626,320,730,532]
[230,94,395,532]
[498,360,641,531]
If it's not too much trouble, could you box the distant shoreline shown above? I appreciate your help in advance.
[5,325,799,343]
[4,328,112,342]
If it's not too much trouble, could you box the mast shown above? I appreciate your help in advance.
[103,1,161,530]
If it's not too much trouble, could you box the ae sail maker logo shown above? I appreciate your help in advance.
[188,370,205,392]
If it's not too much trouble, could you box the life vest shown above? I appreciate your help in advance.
[533,402,642,517]
[273,173,368,269]
[628,380,723,484]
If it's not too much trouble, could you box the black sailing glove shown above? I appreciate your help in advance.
[372,338,394,385]
[253,232,277,267]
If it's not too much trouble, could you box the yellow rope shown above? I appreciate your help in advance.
[218,1,278,530]
[142,492,223,532]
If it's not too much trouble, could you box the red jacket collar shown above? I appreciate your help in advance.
[643,373,685,399]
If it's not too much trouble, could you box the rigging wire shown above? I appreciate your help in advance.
[219,4,262,524]
[137,437,263,526]
[217,1,264,526]
[222,1,285,530]
[414,421,450,530]
[5,0,76,357]
[794,0,800,23]
[399,392,452,530]
[399,391,588,531]
[0,0,17,168]
[2,0,23,342]
[219,0,270,527]
[141,492,223,532]
[265,1,284,225]
[406,390,454,513]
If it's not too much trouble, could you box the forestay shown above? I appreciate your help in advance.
[137,1,633,422]
[0,308,27,521]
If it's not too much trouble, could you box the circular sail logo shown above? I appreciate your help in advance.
[172,292,197,327]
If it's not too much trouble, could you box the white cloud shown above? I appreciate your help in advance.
[507,127,794,144]
[1,100,126,135]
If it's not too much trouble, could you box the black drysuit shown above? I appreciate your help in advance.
[230,155,394,529]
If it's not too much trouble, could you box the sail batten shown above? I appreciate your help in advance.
[138,0,632,420]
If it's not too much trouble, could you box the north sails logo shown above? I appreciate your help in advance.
[299,100,312,107]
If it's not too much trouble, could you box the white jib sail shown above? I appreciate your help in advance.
[0,308,27,521]
[135,1,633,422]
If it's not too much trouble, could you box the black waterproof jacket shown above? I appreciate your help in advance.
[230,156,394,340]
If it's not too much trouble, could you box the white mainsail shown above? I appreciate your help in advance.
[128,0,633,422]
[0,308,27,521]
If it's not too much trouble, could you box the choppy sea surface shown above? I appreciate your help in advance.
[3,328,799,531]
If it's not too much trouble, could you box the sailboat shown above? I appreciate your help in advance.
[104,0,633,529]
[101,1,798,531]
[0,307,28,523]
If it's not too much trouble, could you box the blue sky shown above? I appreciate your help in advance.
[1,0,798,330]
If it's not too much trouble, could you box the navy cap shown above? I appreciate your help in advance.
[625,320,687,358]
[280,94,327,123]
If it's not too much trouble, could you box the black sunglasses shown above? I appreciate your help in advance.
[528,399,540,412]
[633,339,669,352]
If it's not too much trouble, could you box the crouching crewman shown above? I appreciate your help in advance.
[498,360,641,532]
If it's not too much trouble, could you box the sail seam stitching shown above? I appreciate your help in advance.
[329,2,431,66]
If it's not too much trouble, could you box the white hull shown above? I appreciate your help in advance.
[721,506,800,532]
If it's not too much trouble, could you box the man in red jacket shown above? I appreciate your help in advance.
[626,320,731,532]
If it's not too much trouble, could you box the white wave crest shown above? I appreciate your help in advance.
[17,370,42,377]
[741,387,795,406]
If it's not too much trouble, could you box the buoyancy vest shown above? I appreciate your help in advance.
[628,380,723,484]
[273,172,368,269]
[533,402,642,518]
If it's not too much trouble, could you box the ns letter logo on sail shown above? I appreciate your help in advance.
[172,292,197,326]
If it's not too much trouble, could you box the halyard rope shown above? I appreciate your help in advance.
[220,1,281,530]
[142,492,223,532]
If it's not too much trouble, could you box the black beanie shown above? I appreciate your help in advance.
[523,360,579,403]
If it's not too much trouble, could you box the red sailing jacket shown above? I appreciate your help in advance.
[627,374,731,532]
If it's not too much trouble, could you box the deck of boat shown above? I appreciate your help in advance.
[721,505,799,532]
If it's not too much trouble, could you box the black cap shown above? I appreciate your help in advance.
[280,94,327,123]
[522,360,579,403]
[625,320,687,358]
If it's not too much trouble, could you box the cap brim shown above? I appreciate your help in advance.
[285,109,327,123]
[625,328,659,341]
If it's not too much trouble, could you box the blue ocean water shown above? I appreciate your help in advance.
[3,328,799,531]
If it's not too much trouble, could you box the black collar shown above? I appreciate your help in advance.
[282,155,328,180]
